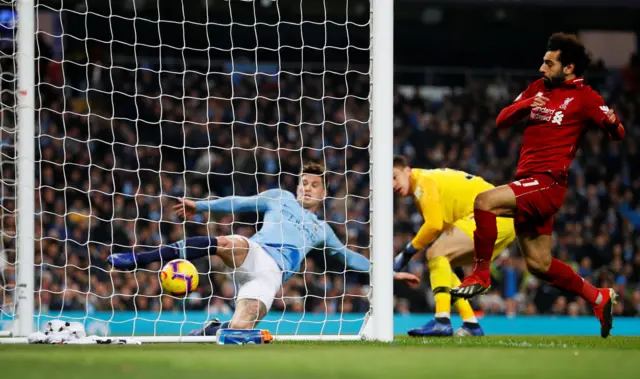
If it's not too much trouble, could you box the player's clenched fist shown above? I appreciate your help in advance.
[603,108,625,141]
[604,109,619,126]
[173,198,197,219]
[530,96,549,108]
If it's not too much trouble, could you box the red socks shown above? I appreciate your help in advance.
[472,209,498,280]
[473,209,601,305]
[538,258,600,305]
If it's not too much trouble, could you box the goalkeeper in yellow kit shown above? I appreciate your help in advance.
[392,155,516,337]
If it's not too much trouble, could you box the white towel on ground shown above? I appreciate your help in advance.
[27,319,142,345]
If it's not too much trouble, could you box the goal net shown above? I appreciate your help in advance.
[0,0,393,342]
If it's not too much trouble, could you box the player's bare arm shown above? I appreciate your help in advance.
[173,198,197,219]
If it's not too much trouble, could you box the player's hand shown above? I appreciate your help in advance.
[173,198,197,219]
[604,109,620,126]
[394,272,421,287]
[530,96,549,108]
[602,109,625,141]
[393,242,419,272]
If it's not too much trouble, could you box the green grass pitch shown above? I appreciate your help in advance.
[1,336,639,379]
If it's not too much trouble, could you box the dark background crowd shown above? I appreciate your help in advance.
[1,0,640,324]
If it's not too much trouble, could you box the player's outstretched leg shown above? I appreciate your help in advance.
[188,318,230,336]
[189,238,275,336]
[452,186,517,299]
[451,272,484,337]
[107,236,218,269]
[408,255,454,337]
[408,228,483,337]
[189,299,267,336]
[519,234,617,338]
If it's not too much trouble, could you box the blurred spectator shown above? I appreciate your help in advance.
[0,41,639,320]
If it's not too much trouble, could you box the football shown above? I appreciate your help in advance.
[160,259,199,296]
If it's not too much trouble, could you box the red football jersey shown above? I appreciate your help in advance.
[497,77,620,181]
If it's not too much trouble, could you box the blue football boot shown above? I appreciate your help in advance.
[453,323,485,337]
[188,318,225,336]
[107,253,138,270]
[407,319,453,337]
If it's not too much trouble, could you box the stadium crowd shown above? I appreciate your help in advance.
[1,50,640,321]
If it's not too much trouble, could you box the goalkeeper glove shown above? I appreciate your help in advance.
[393,241,419,272]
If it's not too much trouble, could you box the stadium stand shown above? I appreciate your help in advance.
[1,43,639,321]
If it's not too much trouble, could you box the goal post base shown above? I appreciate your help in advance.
[0,311,383,344]
[0,334,366,344]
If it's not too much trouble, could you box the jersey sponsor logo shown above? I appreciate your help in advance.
[552,111,564,125]
[559,97,574,110]
[530,106,555,122]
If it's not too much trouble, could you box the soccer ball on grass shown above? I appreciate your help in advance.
[160,259,199,296]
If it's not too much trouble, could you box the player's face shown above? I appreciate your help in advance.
[298,174,326,209]
[392,167,412,197]
[540,50,570,87]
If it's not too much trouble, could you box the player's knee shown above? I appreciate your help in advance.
[217,235,248,252]
[426,246,446,261]
[524,254,551,275]
[473,192,493,212]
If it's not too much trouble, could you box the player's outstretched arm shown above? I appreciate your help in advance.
[324,226,371,273]
[173,189,289,218]
[324,227,420,285]
[394,177,443,272]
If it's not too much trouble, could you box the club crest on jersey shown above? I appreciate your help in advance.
[413,186,423,199]
[559,97,574,110]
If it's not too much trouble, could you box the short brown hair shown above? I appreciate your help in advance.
[301,162,325,176]
[547,33,591,77]
[393,155,409,168]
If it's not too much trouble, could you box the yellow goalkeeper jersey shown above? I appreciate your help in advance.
[409,168,495,250]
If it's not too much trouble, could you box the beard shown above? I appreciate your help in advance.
[543,72,566,89]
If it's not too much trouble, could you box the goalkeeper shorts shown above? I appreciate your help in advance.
[231,235,283,311]
[453,213,516,260]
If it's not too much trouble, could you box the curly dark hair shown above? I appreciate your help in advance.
[547,32,591,77]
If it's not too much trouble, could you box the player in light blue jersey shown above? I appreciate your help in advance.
[108,162,419,335]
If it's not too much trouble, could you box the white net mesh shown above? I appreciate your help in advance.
[1,0,373,337]
[0,2,17,334]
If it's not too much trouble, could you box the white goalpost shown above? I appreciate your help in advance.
[0,0,393,343]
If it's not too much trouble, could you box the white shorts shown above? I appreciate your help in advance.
[232,236,283,311]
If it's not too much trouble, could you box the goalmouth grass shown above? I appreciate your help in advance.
[1,336,639,379]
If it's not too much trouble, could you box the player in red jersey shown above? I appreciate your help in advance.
[450,33,626,338]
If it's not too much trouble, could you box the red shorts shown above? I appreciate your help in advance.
[507,173,567,235]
